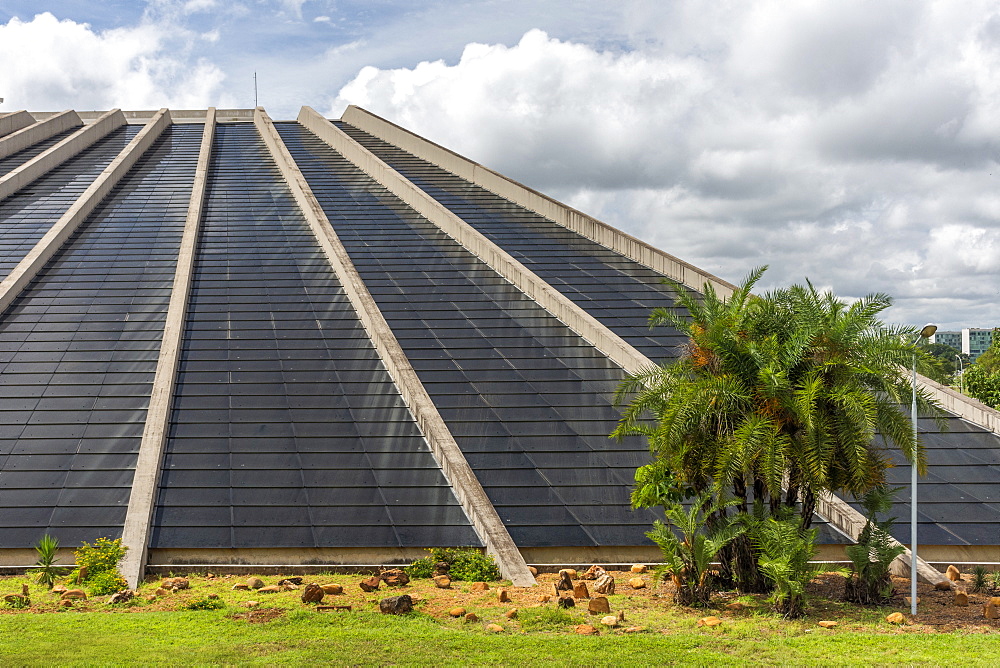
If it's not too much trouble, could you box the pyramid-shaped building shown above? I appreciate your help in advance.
[0,106,997,586]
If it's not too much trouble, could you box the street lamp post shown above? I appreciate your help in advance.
[911,323,937,616]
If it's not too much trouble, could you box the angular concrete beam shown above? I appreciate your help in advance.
[816,491,949,586]
[0,110,82,161]
[0,110,35,138]
[255,108,535,587]
[300,106,651,376]
[0,109,172,317]
[120,109,216,590]
[341,104,736,297]
[0,109,125,202]
[916,373,1000,437]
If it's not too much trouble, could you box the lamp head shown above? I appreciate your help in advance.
[919,323,937,339]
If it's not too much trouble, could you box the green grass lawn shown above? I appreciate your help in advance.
[1,608,999,666]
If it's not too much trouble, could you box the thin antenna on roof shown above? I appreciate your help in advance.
[254,73,258,107]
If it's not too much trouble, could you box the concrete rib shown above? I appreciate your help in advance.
[0,110,82,160]
[255,108,535,587]
[0,109,172,317]
[341,104,736,297]
[298,105,651,376]
[0,109,126,202]
[0,111,34,138]
[120,109,216,589]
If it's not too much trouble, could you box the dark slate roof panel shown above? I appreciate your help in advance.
[151,123,478,551]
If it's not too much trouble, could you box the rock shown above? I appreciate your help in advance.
[243,601,260,608]
[449,607,467,617]
[486,624,504,633]
[818,620,838,628]
[76,566,88,584]
[464,612,479,623]
[537,595,551,603]
[380,569,410,587]
[433,575,451,589]
[247,577,265,590]
[630,564,646,574]
[548,584,560,597]
[588,597,611,615]
[556,571,574,591]
[258,586,281,594]
[161,577,189,591]
[4,594,29,606]
[281,584,299,591]
[498,588,510,603]
[954,590,969,607]
[593,574,615,595]
[321,584,343,595]
[886,612,906,624]
[471,582,488,592]
[21,584,29,596]
[528,566,538,577]
[601,615,619,627]
[582,565,605,581]
[232,584,250,591]
[559,568,578,579]
[628,577,646,590]
[617,610,626,623]
[359,576,381,592]
[946,565,962,582]
[107,590,134,604]
[725,602,745,611]
[301,583,324,604]
[557,596,575,608]
[61,589,87,600]
[60,600,73,608]
[433,562,450,576]
[207,594,219,600]
[207,573,215,579]
[623,626,645,633]
[697,616,722,627]
[379,594,413,615]
[52,585,67,594]
[277,577,303,586]
[575,624,599,635]
[317,605,352,612]
[154,588,169,597]
[904,596,920,606]
[505,608,518,619]
[935,580,952,591]
[573,582,590,599]
[985,597,1000,619]
[145,595,156,602]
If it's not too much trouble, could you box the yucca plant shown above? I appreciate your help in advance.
[971,565,988,593]
[26,534,68,589]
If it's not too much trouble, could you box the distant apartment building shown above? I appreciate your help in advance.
[964,328,995,362]
[932,328,995,362]
[932,330,962,351]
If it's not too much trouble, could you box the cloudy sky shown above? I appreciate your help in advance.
[1,1,998,331]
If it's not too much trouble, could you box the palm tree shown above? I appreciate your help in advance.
[614,267,941,589]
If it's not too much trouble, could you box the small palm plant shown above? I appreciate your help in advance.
[844,487,905,605]
[971,566,988,593]
[646,491,745,607]
[749,511,828,618]
[26,534,68,589]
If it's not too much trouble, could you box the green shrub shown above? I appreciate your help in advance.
[184,597,225,611]
[517,606,578,632]
[74,537,127,577]
[972,566,988,593]
[749,510,828,618]
[26,534,68,589]
[404,547,501,581]
[87,570,128,596]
